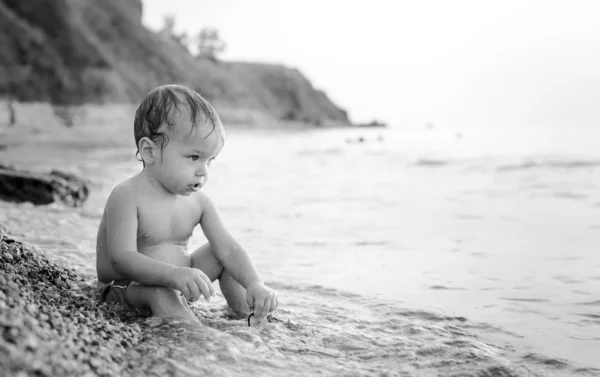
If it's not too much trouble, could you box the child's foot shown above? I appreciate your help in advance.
[180,296,202,322]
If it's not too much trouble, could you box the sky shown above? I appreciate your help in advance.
[141,0,600,129]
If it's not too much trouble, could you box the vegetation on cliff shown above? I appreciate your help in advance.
[0,0,349,125]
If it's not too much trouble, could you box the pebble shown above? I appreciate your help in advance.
[0,233,143,376]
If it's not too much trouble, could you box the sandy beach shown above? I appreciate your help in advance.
[1,104,599,376]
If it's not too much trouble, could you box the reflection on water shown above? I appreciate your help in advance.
[1,116,599,374]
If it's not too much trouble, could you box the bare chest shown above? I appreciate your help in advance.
[136,197,201,247]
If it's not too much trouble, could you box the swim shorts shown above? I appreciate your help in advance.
[97,280,135,310]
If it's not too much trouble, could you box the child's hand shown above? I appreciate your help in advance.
[168,267,215,302]
[245,283,278,320]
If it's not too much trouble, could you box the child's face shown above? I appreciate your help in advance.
[152,111,224,196]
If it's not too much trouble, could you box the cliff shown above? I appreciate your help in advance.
[0,0,350,125]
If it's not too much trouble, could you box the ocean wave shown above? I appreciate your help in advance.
[295,148,343,156]
[522,353,571,369]
[496,159,600,171]
[575,300,600,306]
[414,158,450,167]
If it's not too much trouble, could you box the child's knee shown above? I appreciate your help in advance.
[191,244,225,281]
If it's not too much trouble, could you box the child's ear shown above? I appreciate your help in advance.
[138,137,158,164]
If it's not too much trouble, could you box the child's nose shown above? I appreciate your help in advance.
[195,165,208,176]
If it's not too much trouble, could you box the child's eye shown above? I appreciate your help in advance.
[190,155,200,161]
[207,157,215,166]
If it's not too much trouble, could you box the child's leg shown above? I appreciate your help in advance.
[190,243,250,315]
[127,284,202,326]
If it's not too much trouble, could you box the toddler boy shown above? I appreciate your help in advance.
[95,84,278,325]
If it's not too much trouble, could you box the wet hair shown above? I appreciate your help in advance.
[133,84,224,159]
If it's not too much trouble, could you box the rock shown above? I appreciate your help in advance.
[355,119,388,128]
[0,164,89,207]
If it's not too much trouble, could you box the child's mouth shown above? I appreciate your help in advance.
[189,183,201,191]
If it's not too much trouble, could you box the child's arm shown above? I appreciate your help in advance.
[105,184,214,301]
[199,193,277,318]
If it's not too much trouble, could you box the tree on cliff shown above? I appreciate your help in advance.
[159,16,226,61]
[0,65,31,126]
[159,15,190,50]
[194,28,226,62]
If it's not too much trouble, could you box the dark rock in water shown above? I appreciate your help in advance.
[0,164,89,207]
[0,230,143,377]
[355,119,388,128]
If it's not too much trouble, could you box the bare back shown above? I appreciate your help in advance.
[96,174,204,283]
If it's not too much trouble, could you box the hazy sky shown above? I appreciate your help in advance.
[142,0,600,128]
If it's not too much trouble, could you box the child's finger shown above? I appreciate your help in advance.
[193,275,211,301]
[257,296,271,320]
[270,296,278,312]
[199,272,215,296]
[179,284,192,301]
[246,294,254,312]
[194,270,214,297]
[264,295,275,316]
[187,281,201,302]
[253,298,265,320]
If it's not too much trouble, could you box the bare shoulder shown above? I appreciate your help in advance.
[194,191,216,215]
[105,176,139,210]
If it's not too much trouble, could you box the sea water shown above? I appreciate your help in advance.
[1,110,599,376]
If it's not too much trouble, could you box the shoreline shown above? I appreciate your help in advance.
[0,101,356,132]
[0,225,576,377]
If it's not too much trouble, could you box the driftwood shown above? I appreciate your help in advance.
[0,164,89,207]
